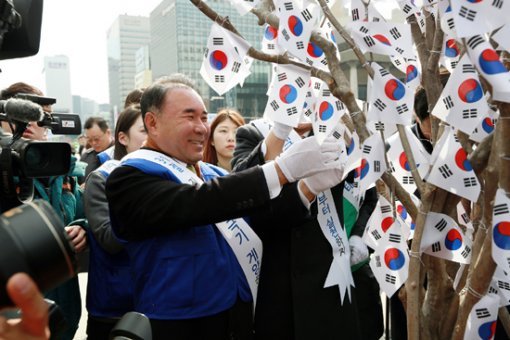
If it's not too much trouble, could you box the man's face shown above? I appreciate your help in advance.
[418,117,432,140]
[147,87,209,165]
[85,124,111,152]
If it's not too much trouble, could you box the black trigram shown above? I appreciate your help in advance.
[498,280,510,291]
[295,77,305,88]
[389,162,396,173]
[270,100,280,111]
[374,160,381,172]
[352,8,359,20]
[278,73,287,81]
[283,2,293,10]
[373,17,381,22]
[467,35,484,50]
[282,29,290,41]
[461,213,470,224]
[363,145,372,154]
[494,203,510,215]
[462,109,478,119]
[375,122,385,131]
[381,205,391,213]
[213,37,224,46]
[447,18,455,30]
[451,61,458,69]
[303,108,313,117]
[323,89,331,96]
[395,47,404,55]
[461,245,471,258]
[438,164,453,178]
[403,176,415,184]
[397,104,409,115]
[204,47,209,58]
[462,64,476,73]
[394,59,402,66]
[379,68,390,77]
[375,255,381,267]
[321,59,328,66]
[314,82,321,90]
[296,41,304,50]
[364,36,375,47]
[403,4,412,14]
[231,61,241,73]
[359,26,369,34]
[332,131,341,139]
[419,17,426,28]
[443,96,454,109]
[301,9,313,21]
[459,6,477,21]
[318,125,327,133]
[287,107,298,116]
[336,101,344,111]
[374,99,387,112]
[390,27,401,40]
[372,230,382,240]
[267,44,275,50]
[463,177,477,187]
[305,58,314,66]
[488,286,499,295]
[432,242,441,252]
[434,218,447,232]
[214,75,225,83]
[385,274,397,284]
[389,233,401,243]
[492,0,503,9]
[475,308,491,319]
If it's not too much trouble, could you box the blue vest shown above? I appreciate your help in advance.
[86,161,134,318]
[113,156,251,320]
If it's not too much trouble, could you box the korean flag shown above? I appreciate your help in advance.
[431,55,489,135]
[363,195,395,250]
[350,0,386,22]
[200,23,252,95]
[228,0,260,16]
[464,293,499,340]
[492,189,510,274]
[439,0,457,39]
[397,0,420,18]
[470,107,498,143]
[367,62,414,126]
[424,126,481,202]
[492,266,510,307]
[275,0,319,61]
[439,33,461,73]
[421,212,473,264]
[493,23,510,54]
[304,20,340,72]
[263,63,311,127]
[450,0,510,38]
[466,34,510,103]
[312,80,346,144]
[353,133,387,194]
[396,198,418,241]
[261,24,283,55]
[404,58,421,91]
[343,130,363,180]
[369,227,409,298]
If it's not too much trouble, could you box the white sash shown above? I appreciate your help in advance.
[251,119,354,303]
[122,149,262,306]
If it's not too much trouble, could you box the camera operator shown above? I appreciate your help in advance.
[0,273,50,340]
[1,82,88,340]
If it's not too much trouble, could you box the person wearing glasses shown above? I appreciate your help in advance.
[81,117,114,180]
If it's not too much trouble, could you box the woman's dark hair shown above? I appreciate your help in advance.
[124,88,144,108]
[203,108,245,165]
[113,104,143,160]
[1,82,43,99]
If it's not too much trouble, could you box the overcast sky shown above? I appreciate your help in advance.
[0,0,162,104]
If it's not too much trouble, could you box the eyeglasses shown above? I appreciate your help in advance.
[85,133,107,144]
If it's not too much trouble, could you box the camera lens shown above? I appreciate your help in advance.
[0,199,77,307]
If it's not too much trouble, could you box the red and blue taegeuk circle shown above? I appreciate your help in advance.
[482,118,495,133]
[445,39,460,58]
[454,148,472,171]
[397,204,407,220]
[288,15,303,37]
[385,79,406,101]
[493,221,510,250]
[307,41,324,58]
[319,101,334,121]
[279,84,298,104]
[384,248,406,270]
[347,137,355,155]
[373,34,392,46]
[444,229,463,251]
[209,50,228,71]
[406,65,419,83]
[478,320,497,340]
[479,49,507,75]
[354,158,370,180]
[399,152,411,171]
[458,78,483,103]
[381,216,394,233]
[264,25,278,40]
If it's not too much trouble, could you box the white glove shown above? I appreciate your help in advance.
[302,166,344,195]
[271,122,293,140]
[349,235,369,266]
[275,135,342,183]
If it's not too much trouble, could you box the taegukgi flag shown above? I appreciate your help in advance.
[312,80,346,144]
[464,293,499,340]
[353,133,387,194]
[492,189,510,275]
[363,195,394,251]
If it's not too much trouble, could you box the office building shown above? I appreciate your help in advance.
[44,55,73,113]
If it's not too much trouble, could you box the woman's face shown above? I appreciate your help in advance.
[212,118,238,161]
[120,116,147,154]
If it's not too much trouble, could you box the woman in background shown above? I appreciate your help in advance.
[203,108,245,172]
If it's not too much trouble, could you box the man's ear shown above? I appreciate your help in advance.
[118,131,128,146]
[144,112,157,135]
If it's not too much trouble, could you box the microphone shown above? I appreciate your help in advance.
[110,312,152,340]
[0,98,44,123]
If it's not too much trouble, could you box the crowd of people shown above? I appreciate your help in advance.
[1,74,389,340]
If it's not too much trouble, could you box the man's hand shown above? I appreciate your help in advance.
[65,226,87,253]
[270,122,293,141]
[302,166,345,195]
[349,235,369,266]
[0,273,49,340]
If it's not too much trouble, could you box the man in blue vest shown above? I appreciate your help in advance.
[105,75,346,340]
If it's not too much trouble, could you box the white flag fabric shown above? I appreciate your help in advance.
[229,0,260,16]
[405,58,421,91]
[421,212,472,264]
[369,226,409,298]
[363,195,394,251]
[261,24,283,55]
[493,23,510,53]
[466,34,510,103]
[353,133,387,194]
[431,54,489,135]
[343,130,363,179]
[492,189,510,274]
[457,202,474,232]
[396,198,417,240]
[276,0,319,61]
[492,266,510,307]
[440,33,461,73]
[424,126,481,202]
[312,81,346,144]
[450,0,510,38]
[304,20,340,71]
[367,62,414,126]
[350,0,386,22]
[386,126,431,194]
[464,293,499,340]
[439,0,457,39]
[200,23,252,95]
[263,63,311,127]
[397,0,421,18]
[469,107,498,143]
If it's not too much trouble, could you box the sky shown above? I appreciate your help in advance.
[0,0,162,104]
